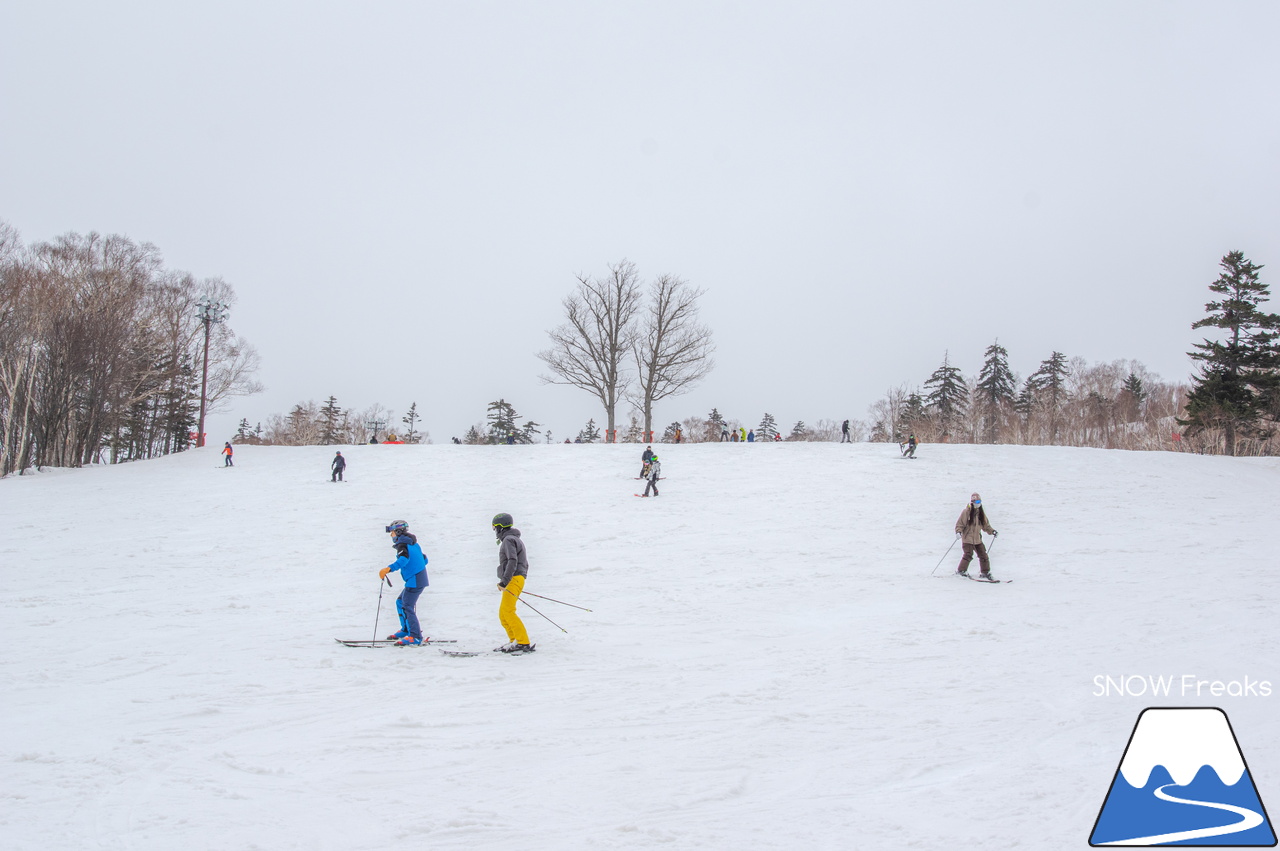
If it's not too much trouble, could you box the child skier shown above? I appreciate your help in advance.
[222,442,234,466]
[642,454,661,497]
[331,451,346,482]
[379,520,429,645]
[902,434,918,458]
[955,493,998,579]
[493,513,534,653]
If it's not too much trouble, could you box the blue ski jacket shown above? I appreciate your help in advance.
[389,533,429,588]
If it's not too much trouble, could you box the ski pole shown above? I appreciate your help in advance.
[505,587,568,633]
[987,533,998,555]
[372,575,392,643]
[930,535,960,576]
[520,591,592,612]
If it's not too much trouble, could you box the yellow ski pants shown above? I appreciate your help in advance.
[499,575,529,644]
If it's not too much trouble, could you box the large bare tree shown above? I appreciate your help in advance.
[539,260,643,437]
[629,274,715,439]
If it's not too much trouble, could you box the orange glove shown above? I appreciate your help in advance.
[379,567,392,580]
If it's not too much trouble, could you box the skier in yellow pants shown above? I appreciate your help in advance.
[493,512,534,653]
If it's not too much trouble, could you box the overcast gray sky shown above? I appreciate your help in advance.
[3,2,1279,442]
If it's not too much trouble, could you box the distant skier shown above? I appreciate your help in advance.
[492,513,534,653]
[222,442,234,467]
[739,427,747,442]
[641,454,661,497]
[379,520,430,645]
[747,430,755,442]
[640,444,654,478]
[902,434,918,458]
[841,420,851,443]
[331,451,346,482]
[955,493,998,580]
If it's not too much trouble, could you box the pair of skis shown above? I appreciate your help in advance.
[440,644,537,657]
[334,638,456,648]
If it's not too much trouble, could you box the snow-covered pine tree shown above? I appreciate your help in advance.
[705,407,726,441]
[578,418,601,443]
[975,341,1016,444]
[924,352,969,442]
[623,415,643,443]
[757,413,779,441]
[1181,251,1280,456]
[788,420,807,441]
[464,424,483,445]
[235,418,253,443]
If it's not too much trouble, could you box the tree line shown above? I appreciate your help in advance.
[861,251,1280,455]
[0,220,262,475]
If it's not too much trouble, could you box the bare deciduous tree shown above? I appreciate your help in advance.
[538,260,643,438]
[629,274,715,440]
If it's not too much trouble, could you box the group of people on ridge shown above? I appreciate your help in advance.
[377,515,534,653]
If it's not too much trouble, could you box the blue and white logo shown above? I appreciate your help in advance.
[1090,707,1276,846]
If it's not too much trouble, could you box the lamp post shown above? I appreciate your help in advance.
[195,297,230,448]
[365,419,386,444]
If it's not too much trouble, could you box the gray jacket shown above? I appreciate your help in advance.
[648,459,661,480]
[496,528,529,587]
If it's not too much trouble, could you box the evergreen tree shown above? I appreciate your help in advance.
[486,399,520,444]
[623,415,643,443]
[401,402,421,444]
[1116,373,1147,422]
[705,407,726,441]
[975,340,1016,444]
[320,396,344,445]
[924,352,969,440]
[578,418,601,443]
[662,421,681,441]
[519,419,542,444]
[1181,251,1280,455]
[756,412,779,441]
[1029,351,1070,444]
[464,424,483,445]
[900,392,927,440]
[235,418,253,442]
[788,420,808,441]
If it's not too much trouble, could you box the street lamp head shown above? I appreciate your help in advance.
[195,297,230,323]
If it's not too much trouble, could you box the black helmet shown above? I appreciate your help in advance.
[385,520,408,534]
[492,512,513,529]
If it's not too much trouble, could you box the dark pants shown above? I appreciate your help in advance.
[224,455,233,466]
[396,585,425,639]
[644,476,659,496]
[332,468,344,481]
[841,432,851,443]
[957,542,990,575]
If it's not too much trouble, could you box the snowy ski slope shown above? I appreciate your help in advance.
[2,442,1278,849]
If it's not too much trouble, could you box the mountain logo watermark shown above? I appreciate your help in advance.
[1090,707,1276,846]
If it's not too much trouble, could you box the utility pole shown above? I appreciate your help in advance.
[195,296,230,448]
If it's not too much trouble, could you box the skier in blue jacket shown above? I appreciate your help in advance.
[379,520,429,645]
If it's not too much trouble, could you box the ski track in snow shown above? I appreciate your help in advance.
[1,442,1278,850]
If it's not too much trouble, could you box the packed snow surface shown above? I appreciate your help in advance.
[2,442,1278,850]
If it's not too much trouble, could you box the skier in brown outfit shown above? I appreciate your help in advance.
[955,492,998,579]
